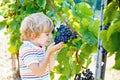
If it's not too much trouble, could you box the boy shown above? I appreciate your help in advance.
[19,12,64,80]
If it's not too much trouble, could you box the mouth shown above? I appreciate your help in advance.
[47,41,50,43]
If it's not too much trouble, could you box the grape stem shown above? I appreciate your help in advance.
[46,0,82,38]
[75,50,86,69]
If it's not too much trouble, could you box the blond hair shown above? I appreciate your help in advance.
[20,12,53,41]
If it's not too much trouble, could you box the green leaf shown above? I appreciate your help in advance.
[101,31,120,53]
[59,75,67,80]
[55,0,64,4]
[9,4,19,11]
[1,0,9,3]
[50,71,54,80]
[76,64,82,73]
[113,11,120,23]
[81,18,90,27]
[53,64,63,74]
[71,6,79,17]
[74,2,94,18]
[26,3,33,14]
[85,57,92,68]
[107,21,120,40]
[9,20,18,30]
[20,0,24,4]
[81,43,97,54]
[88,19,99,37]
[103,1,118,25]
[56,47,68,64]
[37,0,46,9]
[113,49,120,70]
[72,38,82,49]
[82,30,97,45]
[78,52,86,64]
[62,1,70,11]
[6,18,17,30]
[0,20,6,30]
[61,64,71,74]
[100,30,108,50]
[74,0,81,4]
[108,32,120,52]
[47,10,55,17]
[70,61,77,74]
[101,20,120,53]
[8,45,17,55]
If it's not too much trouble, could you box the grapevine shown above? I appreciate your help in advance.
[54,24,95,80]
[74,51,95,80]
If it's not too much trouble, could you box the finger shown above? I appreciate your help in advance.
[51,42,55,46]
[57,42,64,46]
[56,42,64,50]
[49,42,55,47]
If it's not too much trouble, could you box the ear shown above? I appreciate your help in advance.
[30,33,36,39]
[30,33,39,39]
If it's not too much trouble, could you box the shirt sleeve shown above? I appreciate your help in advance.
[21,50,44,67]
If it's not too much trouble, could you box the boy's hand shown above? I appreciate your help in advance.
[47,42,64,54]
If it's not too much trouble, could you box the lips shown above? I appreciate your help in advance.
[47,41,50,43]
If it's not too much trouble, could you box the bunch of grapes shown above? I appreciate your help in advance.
[54,24,77,44]
[74,69,94,80]
[103,25,109,30]
[103,23,110,30]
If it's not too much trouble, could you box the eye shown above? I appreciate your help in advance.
[46,33,49,36]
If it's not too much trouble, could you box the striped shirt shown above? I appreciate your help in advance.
[19,41,50,80]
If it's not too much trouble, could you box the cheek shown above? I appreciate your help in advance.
[40,37,48,43]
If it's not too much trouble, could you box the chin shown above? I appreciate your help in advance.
[46,43,50,46]
[45,44,49,46]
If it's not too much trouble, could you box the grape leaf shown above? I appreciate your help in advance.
[103,1,118,25]
[50,71,54,80]
[88,20,99,37]
[0,20,6,30]
[59,75,68,80]
[74,0,81,4]
[72,38,82,49]
[82,30,97,46]
[61,63,71,74]
[56,47,68,64]
[113,49,120,70]
[74,2,94,18]
[71,6,79,17]
[101,31,120,53]
[107,21,120,40]
[37,0,46,9]
[82,43,97,54]
[112,11,120,23]
[62,1,70,11]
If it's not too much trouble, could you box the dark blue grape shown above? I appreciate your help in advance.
[103,23,110,30]
[86,69,90,73]
[102,48,107,55]
[103,25,109,30]
[74,68,94,80]
[71,32,77,39]
[54,24,77,44]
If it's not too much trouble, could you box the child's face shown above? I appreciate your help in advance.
[35,32,52,47]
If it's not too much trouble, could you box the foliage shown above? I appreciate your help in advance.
[101,0,120,69]
[0,0,120,80]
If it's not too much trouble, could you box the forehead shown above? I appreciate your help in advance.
[43,26,53,33]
